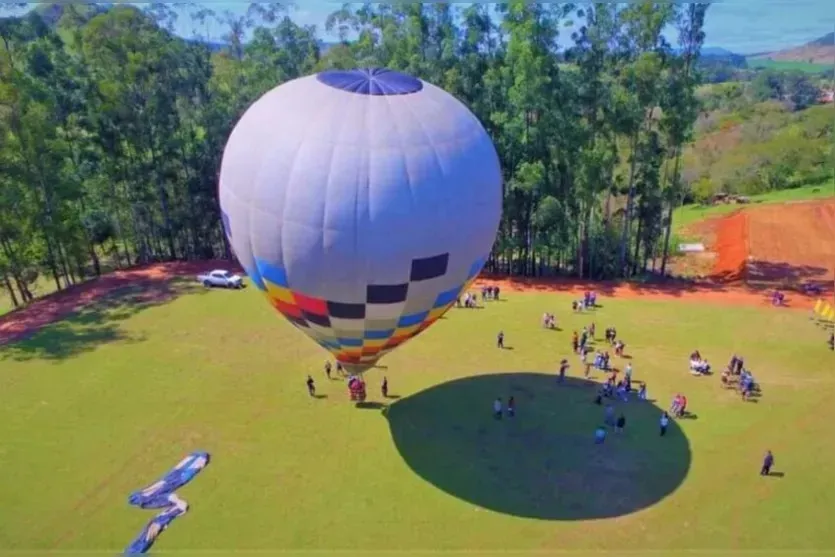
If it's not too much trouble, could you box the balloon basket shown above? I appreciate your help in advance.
[348,376,367,403]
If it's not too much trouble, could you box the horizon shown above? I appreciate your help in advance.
[7,1,835,55]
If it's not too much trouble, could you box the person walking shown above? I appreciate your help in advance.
[660,411,670,436]
[761,450,775,476]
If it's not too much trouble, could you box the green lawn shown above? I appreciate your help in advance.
[1,284,833,553]
[673,181,835,233]
[746,58,833,74]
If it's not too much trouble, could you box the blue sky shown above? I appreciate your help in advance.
[12,1,835,55]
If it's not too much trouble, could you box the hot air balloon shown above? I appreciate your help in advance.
[219,68,502,374]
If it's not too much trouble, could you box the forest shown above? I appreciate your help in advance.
[0,2,828,309]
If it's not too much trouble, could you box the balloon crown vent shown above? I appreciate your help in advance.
[317,67,423,96]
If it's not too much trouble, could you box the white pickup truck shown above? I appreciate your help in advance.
[197,269,244,289]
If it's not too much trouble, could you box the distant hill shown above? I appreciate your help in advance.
[701,47,739,57]
[750,32,834,65]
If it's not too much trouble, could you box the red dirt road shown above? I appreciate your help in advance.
[746,200,835,285]
[1,260,825,347]
[711,211,748,281]
[708,199,835,286]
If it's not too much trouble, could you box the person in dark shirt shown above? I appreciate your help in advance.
[497,331,505,349]
[559,359,569,382]
[507,396,515,417]
[306,375,315,397]
[761,450,774,476]
[324,361,332,380]
[381,377,389,398]
[615,414,626,433]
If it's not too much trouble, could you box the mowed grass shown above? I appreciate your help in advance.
[1,285,834,553]
[673,181,835,232]
[746,58,833,74]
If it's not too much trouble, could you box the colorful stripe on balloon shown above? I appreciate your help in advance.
[253,253,485,364]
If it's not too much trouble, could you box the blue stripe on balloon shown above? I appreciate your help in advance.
[244,263,266,291]
[364,329,395,340]
[255,258,289,288]
[338,337,364,347]
[468,255,488,280]
[397,311,429,328]
[434,286,461,308]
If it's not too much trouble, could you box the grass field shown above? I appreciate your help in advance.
[1,283,834,553]
[746,58,833,74]
[673,181,835,232]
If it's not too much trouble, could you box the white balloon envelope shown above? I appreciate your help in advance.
[219,68,502,371]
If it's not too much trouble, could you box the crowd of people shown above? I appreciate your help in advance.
[307,284,777,476]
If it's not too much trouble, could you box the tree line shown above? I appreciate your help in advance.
[0,2,710,309]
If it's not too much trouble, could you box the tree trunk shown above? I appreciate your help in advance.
[1,271,20,309]
[631,215,643,276]
[660,148,683,276]
[618,131,640,275]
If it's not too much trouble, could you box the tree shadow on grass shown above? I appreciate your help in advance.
[0,278,206,362]
[386,372,691,521]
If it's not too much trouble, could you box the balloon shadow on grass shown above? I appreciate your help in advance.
[386,372,691,521]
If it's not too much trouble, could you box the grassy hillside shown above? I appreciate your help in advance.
[748,31,835,66]
[747,58,833,73]
[672,181,835,232]
[683,98,833,202]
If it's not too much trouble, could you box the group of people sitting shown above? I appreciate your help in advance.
[669,393,688,418]
[689,350,711,374]
[771,290,785,306]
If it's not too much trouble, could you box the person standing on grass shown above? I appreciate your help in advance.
[660,412,670,436]
[306,375,316,397]
[615,414,626,433]
[624,362,633,383]
[381,377,388,398]
[559,359,569,383]
[604,403,615,427]
[572,331,579,354]
[638,383,648,401]
[507,396,515,418]
[324,361,332,380]
[497,330,505,349]
[595,426,607,444]
[493,397,503,420]
[761,450,775,476]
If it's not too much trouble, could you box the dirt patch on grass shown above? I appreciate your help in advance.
[1,254,826,348]
[473,275,822,309]
[745,200,835,287]
[671,199,834,291]
[711,210,749,281]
